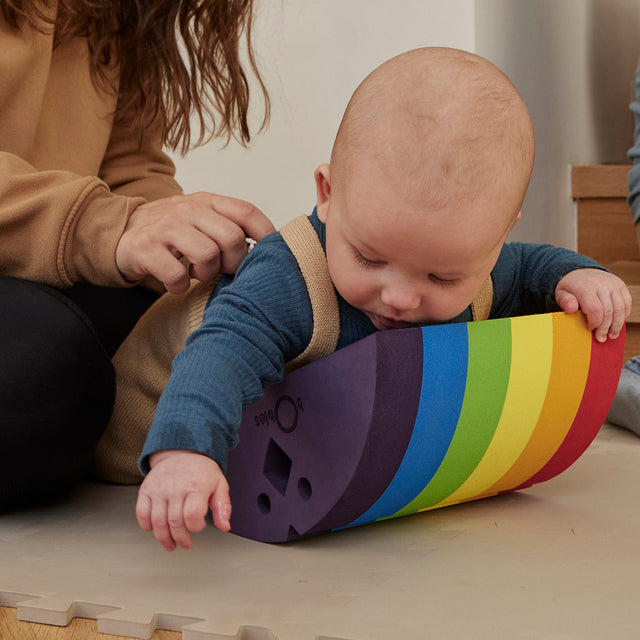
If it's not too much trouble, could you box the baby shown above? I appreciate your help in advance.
[128,48,631,550]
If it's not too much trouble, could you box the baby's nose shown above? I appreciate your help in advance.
[380,285,421,312]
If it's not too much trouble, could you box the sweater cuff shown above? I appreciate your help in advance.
[139,420,232,476]
[59,181,146,287]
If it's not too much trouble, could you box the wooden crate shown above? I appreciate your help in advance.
[571,164,640,362]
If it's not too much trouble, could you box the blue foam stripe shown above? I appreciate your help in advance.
[344,323,468,528]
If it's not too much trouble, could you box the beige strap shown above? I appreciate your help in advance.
[470,275,493,322]
[280,216,341,370]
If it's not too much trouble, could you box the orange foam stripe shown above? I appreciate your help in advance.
[477,312,591,498]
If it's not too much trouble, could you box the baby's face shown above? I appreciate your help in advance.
[317,163,518,329]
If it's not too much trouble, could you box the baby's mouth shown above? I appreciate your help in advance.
[369,313,412,330]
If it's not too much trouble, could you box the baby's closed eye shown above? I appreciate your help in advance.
[428,274,458,288]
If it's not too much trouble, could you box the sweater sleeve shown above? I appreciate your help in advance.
[0,151,143,288]
[139,233,315,474]
[99,103,183,202]
[490,242,607,318]
[0,112,181,290]
[628,57,640,226]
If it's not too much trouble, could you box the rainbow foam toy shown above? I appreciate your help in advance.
[227,311,625,543]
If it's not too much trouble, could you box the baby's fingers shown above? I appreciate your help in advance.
[149,498,178,552]
[209,478,232,532]
[578,293,610,342]
[555,269,632,343]
[183,492,210,535]
[607,289,633,340]
[135,493,153,532]
[555,289,580,315]
[167,495,195,550]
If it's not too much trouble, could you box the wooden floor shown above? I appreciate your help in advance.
[0,606,181,640]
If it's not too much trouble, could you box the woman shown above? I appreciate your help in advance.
[0,0,274,510]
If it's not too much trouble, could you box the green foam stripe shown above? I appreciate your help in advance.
[394,318,512,516]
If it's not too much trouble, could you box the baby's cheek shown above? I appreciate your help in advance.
[334,274,370,309]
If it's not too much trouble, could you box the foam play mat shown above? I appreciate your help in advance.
[1,423,639,639]
[227,311,625,542]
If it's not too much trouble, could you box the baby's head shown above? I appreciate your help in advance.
[315,47,535,328]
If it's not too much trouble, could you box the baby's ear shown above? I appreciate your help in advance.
[513,210,522,227]
[314,164,331,223]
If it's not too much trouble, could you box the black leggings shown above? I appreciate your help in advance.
[0,277,157,511]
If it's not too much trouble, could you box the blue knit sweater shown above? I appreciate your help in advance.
[140,209,601,474]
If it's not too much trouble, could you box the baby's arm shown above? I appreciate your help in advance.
[554,268,632,342]
[136,450,231,551]
[136,230,316,549]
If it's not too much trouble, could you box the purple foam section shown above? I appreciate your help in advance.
[305,329,423,537]
[227,328,423,543]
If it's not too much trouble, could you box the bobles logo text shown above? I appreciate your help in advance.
[253,395,304,433]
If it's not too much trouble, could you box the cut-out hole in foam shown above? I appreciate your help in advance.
[257,493,271,514]
[298,477,312,500]
[263,438,292,496]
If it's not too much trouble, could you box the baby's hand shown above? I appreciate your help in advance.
[136,450,231,551]
[555,268,632,342]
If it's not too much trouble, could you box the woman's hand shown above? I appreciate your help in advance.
[116,192,275,294]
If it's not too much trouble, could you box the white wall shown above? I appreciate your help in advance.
[171,1,476,229]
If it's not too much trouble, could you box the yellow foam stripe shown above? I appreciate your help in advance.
[430,313,553,509]
[479,312,591,497]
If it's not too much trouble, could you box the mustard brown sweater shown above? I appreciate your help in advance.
[0,7,182,289]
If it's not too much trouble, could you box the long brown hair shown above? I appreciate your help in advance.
[2,0,270,153]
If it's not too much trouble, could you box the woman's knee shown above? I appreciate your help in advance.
[0,277,116,509]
